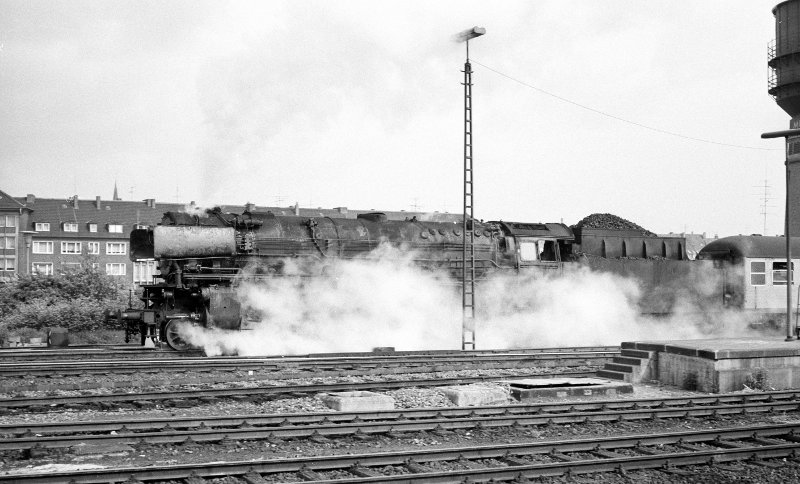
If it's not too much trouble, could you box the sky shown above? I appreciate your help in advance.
[0,0,792,237]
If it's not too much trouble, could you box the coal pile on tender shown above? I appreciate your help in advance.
[571,213,657,237]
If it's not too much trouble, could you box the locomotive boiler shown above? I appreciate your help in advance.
[124,207,574,350]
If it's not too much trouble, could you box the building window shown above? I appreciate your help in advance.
[32,262,53,275]
[134,260,157,284]
[35,223,50,232]
[134,224,148,230]
[32,241,53,254]
[87,242,100,255]
[751,261,766,286]
[63,222,78,232]
[108,224,123,233]
[0,256,14,272]
[106,263,127,276]
[0,215,17,228]
[0,236,15,251]
[62,262,81,272]
[61,241,81,254]
[88,223,98,233]
[106,242,127,255]
[773,261,795,285]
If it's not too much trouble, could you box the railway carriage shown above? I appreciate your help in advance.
[697,235,800,328]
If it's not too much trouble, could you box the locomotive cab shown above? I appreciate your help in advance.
[490,221,574,271]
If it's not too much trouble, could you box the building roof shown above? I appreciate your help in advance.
[11,193,463,238]
[0,189,27,212]
[15,196,186,239]
[698,235,800,259]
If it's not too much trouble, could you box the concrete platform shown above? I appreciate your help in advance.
[621,338,800,392]
[505,378,633,401]
[320,391,395,412]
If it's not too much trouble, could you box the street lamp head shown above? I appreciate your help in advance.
[761,128,800,139]
[454,26,486,43]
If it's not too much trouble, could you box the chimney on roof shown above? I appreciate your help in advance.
[26,194,35,204]
[335,207,348,215]
[245,202,255,212]
[71,195,79,209]
[144,198,155,208]
[294,202,300,216]
[95,196,101,210]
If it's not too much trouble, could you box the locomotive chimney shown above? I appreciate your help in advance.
[769,0,800,236]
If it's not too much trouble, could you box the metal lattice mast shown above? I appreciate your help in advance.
[462,47,476,350]
[454,27,484,351]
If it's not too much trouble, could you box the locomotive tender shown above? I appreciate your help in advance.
[122,206,791,351]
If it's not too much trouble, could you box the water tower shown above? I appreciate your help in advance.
[769,0,800,236]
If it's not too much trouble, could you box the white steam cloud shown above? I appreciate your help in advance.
[181,246,761,356]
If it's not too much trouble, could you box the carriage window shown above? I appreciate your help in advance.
[519,240,538,261]
[750,261,766,286]
[772,261,795,285]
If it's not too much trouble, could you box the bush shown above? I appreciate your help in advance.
[0,265,129,337]
[745,369,771,391]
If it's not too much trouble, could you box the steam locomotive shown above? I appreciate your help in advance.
[121,206,788,350]
[123,208,580,349]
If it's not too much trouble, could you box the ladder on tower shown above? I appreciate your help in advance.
[462,59,476,351]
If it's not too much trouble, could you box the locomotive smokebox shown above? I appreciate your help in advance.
[153,226,236,258]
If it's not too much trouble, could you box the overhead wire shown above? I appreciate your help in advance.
[471,59,780,152]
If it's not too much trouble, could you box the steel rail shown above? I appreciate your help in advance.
[0,371,598,410]
[3,423,800,483]
[2,398,800,451]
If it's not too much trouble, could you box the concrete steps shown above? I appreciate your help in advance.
[597,349,656,383]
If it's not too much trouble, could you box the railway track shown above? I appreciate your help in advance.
[0,345,618,362]
[4,422,800,483]
[2,390,800,452]
[0,350,616,379]
[0,371,598,411]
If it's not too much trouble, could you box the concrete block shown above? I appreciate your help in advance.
[321,391,395,412]
[506,378,633,401]
[437,384,509,406]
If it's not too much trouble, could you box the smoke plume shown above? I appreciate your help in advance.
[181,246,761,356]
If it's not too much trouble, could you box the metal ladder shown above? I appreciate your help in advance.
[462,58,476,350]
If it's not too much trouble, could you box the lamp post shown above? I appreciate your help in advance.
[760,127,800,341]
[454,26,485,350]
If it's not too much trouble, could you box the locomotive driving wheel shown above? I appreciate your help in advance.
[164,319,194,351]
